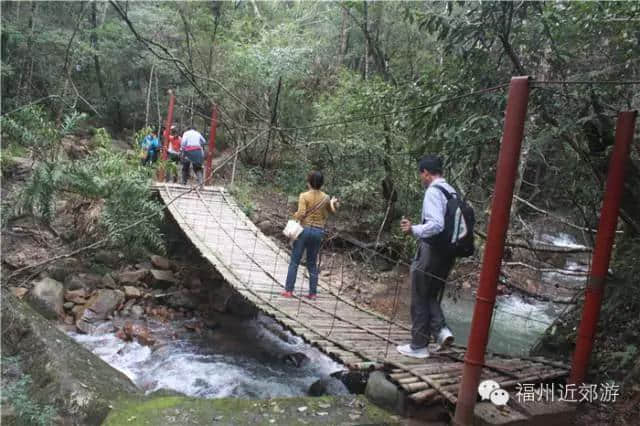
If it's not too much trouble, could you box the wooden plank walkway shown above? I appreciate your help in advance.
[154,183,569,406]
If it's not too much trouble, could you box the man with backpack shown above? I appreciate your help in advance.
[397,154,474,359]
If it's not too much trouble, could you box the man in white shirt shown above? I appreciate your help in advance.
[180,127,206,186]
[397,155,456,358]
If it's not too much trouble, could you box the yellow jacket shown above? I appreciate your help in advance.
[293,190,337,228]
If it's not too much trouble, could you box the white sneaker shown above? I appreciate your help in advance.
[396,344,430,359]
[436,327,454,351]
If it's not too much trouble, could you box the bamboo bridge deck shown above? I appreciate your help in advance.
[154,183,569,406]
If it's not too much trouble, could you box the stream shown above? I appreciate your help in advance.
[69,232,583,398]
[70,314,344,399]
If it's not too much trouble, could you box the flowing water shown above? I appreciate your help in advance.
[70,232,582,398]
[69,314,344,399]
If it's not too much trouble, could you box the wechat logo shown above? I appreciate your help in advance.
[478,380,510,406]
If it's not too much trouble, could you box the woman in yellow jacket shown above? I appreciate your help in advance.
[282,171,338,299]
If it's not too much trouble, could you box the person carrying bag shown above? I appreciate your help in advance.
[282,171,339,300]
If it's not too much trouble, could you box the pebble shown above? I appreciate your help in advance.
[297,406,308,413]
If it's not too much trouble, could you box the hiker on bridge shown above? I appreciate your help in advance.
[140,129,160,166]
[180,126,206,186]
[397,155,456,359]
[282,171,339,300]
[166,125,181,183]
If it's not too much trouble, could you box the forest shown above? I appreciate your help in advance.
[1,1,639,424]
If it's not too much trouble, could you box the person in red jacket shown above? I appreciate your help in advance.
[166,126,181,183]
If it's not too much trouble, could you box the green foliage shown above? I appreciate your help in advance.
[1,356,57,426]
[15,109,164,256]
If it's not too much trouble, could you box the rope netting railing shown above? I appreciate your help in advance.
[6,79,604,370]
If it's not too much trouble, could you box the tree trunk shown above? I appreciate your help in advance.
[262,76,282,168]
[91,1,107,106]
[362,1,368,80]
[145,64,155,128]
[338,7,349,68]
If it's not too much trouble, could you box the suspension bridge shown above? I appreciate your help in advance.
[154,182,570,409]
[147,77,636,423]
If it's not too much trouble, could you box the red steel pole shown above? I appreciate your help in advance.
[157,91,175,181]
[162,92,175,162]
[204,105,218,185]
[453,76,530,426]
[569,111,637,385]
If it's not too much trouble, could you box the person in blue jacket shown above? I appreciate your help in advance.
[140,129,160,166]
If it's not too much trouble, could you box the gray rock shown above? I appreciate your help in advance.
[63,302,74,310]
[64,288,88,304]
[281,352,309,368]
[131,305,144,319]
[123,286,142,299]
[28,277,64,319]
[64,273,102,291]
[101,273,117,289]
[331,370,369,394]
[118,269,149,284]
[93,250,122,267]
[147,269,177,289]
[45,258,84,282]
[76,289,125,334]
[257,220,278,235]
[308,376,350,397]
[150,255,171,270]
[364,371,403,413]
[166,291,197,310]
[1,291,139,424]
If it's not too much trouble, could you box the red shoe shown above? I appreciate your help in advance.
[281,291,294,298]
[305,294,317,300]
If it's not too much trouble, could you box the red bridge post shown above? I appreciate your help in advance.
[157,91,175,181]
[569,111,637,385]
[205,105,218,185]
[453,76,530,425]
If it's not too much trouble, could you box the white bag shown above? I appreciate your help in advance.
[282,195,330,243]
[283,219,304,241]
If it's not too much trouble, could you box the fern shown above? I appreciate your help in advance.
[14,111,165,256]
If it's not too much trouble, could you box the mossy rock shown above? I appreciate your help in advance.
[104,395,402,425]
[1,289,140,425]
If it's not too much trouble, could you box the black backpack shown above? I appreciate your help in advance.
[425,185,475,258]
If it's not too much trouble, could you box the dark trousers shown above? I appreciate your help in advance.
[285,226,325,295]
[166,152,180,183]
[181,149,204,185]
[410,241,455,349]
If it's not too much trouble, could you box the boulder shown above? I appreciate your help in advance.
[123,286,142,299]
[1,291,139,424]
[93,250,122,267]
[308,376,350,397]
[45,257,84,282]
[146,269,177,289]
[101,273,118,289]
[27,277,64,319]
[150,255,171,270]
[76,289,125,334]
[118,269,150,285]
[257,220,278,235]
[131,305,144,319]
[166,291,197,310]
[281,352,309,368]
[364,371,403,413]
[64,273,102,291]
[65,288,88,304]
[331,370,369,394]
